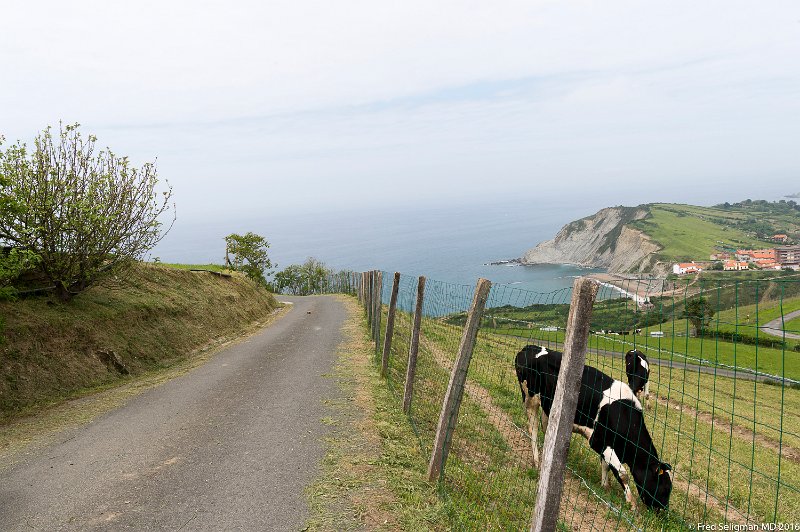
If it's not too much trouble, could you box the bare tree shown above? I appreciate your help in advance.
[0,123,175,301]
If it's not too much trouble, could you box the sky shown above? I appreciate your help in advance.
[2,1,800,223]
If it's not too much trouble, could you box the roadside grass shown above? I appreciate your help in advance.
[305,297,450,531]
[0,262,278,421]
[0,303,289,470]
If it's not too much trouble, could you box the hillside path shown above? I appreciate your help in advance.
[0,295,345,531]
[760,309,800,340]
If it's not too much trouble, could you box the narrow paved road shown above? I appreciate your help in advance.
[760,308,800,340]
[0,296,346,531]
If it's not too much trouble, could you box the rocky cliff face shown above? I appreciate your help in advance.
[520,206,662,273]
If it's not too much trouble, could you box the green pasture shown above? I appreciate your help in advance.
[405,315,800,527]
[713,294,800,335]
[786,315,800,333]
[484,321,800,381]
[631,204,774,262]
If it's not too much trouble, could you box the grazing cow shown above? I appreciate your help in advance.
[625,349,651,409]
[515,344,672,511]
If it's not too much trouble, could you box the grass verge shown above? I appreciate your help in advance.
[0,303,289,469]
[0,262,278,420]
[305,297,451,531]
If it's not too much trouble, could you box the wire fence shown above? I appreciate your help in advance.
[325,270,800,530]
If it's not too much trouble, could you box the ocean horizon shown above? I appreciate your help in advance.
[152,198,607,294]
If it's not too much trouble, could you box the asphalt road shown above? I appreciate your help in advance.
[760,308,800,340]
[0,295,346,531]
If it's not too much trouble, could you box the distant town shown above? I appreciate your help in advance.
[673,234,799,275]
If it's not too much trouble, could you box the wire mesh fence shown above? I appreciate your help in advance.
[339,270,800,530]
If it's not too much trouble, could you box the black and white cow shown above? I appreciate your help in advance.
[514,344,672,511]
[625,349,651,409]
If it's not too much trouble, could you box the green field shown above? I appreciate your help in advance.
[377,305,800,529]
[713,294,800,335]
[475,295,800,380]
[630,204,776,262]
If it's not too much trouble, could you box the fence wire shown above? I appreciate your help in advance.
[336,270,800,530]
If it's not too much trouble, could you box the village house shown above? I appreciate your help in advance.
[772,234,789,243]
[673,262,702,275]
[735,248,777,262]
[723,260,749,271]
[754,259,782,270]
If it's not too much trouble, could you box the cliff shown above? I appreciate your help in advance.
[519,206,663,273]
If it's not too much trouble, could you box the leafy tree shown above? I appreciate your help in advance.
[274,257,331,295]
[301,257,329,293]
[684,297,714,335]
[0,169,38,301]
[274,264,304,294]
[0,124,174,301]
[0,248,38,301]
[224,232,273,287]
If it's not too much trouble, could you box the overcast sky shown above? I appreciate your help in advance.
[2,1,799,221]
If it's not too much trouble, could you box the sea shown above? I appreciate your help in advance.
[151,197,603,300]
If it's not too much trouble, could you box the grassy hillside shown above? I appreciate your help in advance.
[0,263,279,420]
[630,203,778,262]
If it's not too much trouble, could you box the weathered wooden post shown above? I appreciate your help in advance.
[428,278,492,482]
[373,271,383,356]
[367,271,374,324]
[403,275,426,414]
[381,272,401,377]
[530,277,599,532]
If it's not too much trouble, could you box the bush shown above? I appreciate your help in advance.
[0,124,174,301]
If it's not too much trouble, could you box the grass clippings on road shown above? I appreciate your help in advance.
[305,297,450,531]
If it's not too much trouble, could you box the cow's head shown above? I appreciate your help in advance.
[625,349,643,364]
[514,345,549,403]
[637,461,673,511]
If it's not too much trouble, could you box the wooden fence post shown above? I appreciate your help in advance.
[373,271,383,356]
[367,271,374,323]
[403,275,426,414]
[381,272,401,377]
[530,277,599,532]
[427,278,492,482]
[364,271,370,309]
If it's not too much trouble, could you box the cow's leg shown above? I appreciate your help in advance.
[602,447,638,511]
[573,424,591,440]
[600,457,610,489]
[523,382,542,468]
[572,424,593,441]
[644,381,651,409]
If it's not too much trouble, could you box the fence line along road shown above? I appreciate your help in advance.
[309,269,800,530]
